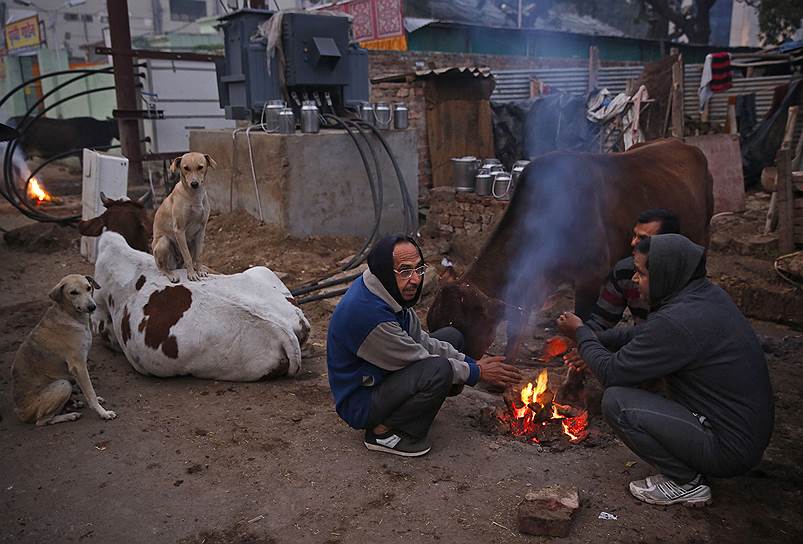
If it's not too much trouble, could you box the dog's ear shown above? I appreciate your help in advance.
[49,280,65,303]
[170,156,182,174]
[204,154,217,170]
[85,275,101,290]
[78,216,105,237]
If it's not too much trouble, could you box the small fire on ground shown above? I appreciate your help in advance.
[28,177,54,204]
[498,338,589,444]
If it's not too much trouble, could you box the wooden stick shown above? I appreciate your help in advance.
[671,55,684,138]
[777,144,794,252]
[765,106,799,235]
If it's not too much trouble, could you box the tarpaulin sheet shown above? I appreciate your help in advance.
[491,93,599,168]
[740,79,802,187]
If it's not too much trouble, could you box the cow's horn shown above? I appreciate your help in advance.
[136,190,152,206]
[100,191,112,206]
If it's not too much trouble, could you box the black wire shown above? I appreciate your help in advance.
[0,67,113,112]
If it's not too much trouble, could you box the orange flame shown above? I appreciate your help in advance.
[28,177,53,203]
[501,366,588,444]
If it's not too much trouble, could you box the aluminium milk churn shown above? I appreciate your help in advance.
[374,102,392,129]
[263,99,285,132]
[393,102,409,129]
[451,156,479,192]
[511,160,530,193]
[492,171,513,200]
[278,107,296,134]
[475,168,493,196]
[359,102,374,125]
[300,100,320,133]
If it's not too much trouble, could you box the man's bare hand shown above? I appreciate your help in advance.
[556,312,584,340]
[562,348,588,374]
[477,356,522,388]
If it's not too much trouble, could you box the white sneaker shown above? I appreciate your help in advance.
[629,474,712,507]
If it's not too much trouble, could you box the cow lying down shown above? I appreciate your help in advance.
[93,230,310,381]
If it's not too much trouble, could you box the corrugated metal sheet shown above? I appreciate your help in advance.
[491,63,799,141]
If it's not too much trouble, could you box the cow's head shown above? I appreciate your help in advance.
[105,117,120,141]
[78,191,152,253]
[171,152,216,191]
[427,280,506,359]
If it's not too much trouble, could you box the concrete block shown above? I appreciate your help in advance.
[190,128,418,238]
[517,485,579,537]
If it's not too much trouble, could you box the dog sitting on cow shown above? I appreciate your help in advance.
[79,197,311,382]
[11,274,117,425]
[152,152,216,283]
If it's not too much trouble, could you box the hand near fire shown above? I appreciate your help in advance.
[556,311,583,341]
[477,355,522,388]
[562,348,589,375]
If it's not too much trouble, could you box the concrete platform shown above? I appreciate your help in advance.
[189,128,418,237]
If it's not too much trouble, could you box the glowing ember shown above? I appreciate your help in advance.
[543,336,570,358]
[28,177,53,204]
[499,367,588,444]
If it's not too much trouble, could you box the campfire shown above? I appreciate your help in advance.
[497,337,589,444]
[27,177,54,204]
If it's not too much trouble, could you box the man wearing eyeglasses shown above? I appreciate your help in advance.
[327,235,522,457]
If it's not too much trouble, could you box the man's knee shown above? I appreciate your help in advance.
[601,386,628,424]
[432,326,465,352]
[421,356,454,392]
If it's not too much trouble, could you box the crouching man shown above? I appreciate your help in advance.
[557,234,774,506]
[327,235,522,457]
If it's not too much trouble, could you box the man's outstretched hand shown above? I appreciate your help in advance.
[477,356,522,388]
[556,311,584,341]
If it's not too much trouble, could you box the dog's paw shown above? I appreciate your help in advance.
[197,265,210,277]
[68,398,85,409]
[187,270,200,281]
[98,409,117,420]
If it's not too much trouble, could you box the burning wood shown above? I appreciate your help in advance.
[27,177,54,204]
[498,367,589,444]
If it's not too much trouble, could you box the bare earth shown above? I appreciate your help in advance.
[1,193,801,543]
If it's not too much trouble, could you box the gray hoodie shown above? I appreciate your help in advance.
[575,234,774,468]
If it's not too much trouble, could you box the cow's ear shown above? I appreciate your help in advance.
[85,275,101,290]
[78,217,105,237]
[49,280,65,303]
[204,154,217,169]
[170,157,182,173]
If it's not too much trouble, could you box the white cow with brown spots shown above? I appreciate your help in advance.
[92,230,310,381]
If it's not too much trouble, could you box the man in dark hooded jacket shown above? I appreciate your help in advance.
[327,235,522,457]
[557,234,774,506]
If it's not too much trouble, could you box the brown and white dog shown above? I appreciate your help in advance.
[152,152,216,282]
[11,274,117,425]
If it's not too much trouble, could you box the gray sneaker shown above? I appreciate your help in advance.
[363,431,431,457]
[629,474,712,507]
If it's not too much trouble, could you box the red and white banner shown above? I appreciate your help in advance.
[318,0,404,43]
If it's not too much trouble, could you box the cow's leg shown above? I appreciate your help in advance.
[153,236,180,283]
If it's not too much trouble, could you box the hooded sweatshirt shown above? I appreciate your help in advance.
[575,234,774,468]
[327,236,480,429]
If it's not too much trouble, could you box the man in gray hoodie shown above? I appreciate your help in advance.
[557,234,774,507]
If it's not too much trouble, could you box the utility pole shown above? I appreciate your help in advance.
[107,0,143,187]
[517,0,523,28]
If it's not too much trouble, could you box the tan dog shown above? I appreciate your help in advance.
[152,152,216,282]
[11,274,117,425]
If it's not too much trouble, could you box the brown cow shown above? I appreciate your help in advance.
[77,192,152,253]
[427,138,714,360]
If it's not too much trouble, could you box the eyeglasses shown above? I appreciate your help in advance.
[393,265,428,279]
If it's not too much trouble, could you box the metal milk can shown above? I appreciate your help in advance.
[393,102,409,129]
[511,160,530,194]
[359,102,374,125]
[374,102,392,129]
[475,168,493,196]
[492,171,513,200]
[451,156,480,192]
[263,99,285,132]
[278,107,295,134]
[300,100,320,133]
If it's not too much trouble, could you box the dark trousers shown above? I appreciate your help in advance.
[365,327,465,439]
[602,386,749,484]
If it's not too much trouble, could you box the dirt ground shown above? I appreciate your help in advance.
[1,179,802,543]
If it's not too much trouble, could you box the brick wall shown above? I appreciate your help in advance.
[423,187,508,258]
